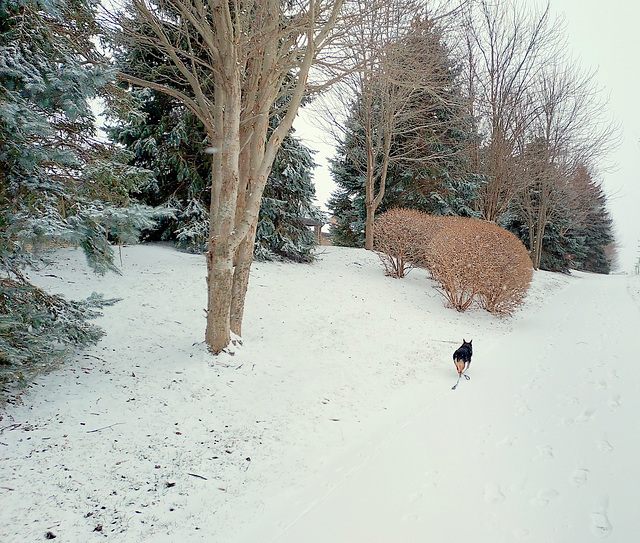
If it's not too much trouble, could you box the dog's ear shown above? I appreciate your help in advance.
[469,339,472,344]
[462,338,466,343]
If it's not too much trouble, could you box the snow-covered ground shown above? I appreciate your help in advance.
[1,244,639,542]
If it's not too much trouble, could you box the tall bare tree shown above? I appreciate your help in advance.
[112,0,350,353]
[461,0,563,223]
[323,0,467,249]
[514,60,618,268]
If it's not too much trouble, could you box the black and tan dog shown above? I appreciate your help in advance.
[452,339,472,389]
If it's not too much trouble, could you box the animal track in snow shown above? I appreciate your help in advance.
[496,436,517,449]
[530,488,558,507]
[609,395,621,409]
[571,468,589,486]
[575,408,596,423]
[483,483,506,504]
[533,445,554,461]
[591,496,613,538]
[598,439,614,453]
[406,491,423,505]
[591,512,613,538]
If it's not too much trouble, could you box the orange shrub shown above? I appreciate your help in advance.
[424,218,533,315]
[373,208,426,278]
[374,209,533,314]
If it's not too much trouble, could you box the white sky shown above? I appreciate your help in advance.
[294,0,640,272]
[551,0,640,272]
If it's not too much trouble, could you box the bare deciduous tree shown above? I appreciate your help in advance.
[461,0,563,223]
[112,0,350,353]
[322,0,468,249]
[514,60,619,268]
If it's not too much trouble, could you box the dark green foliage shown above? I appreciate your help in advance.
[0,277,118,396]
[328,21,482,246]
[108,87,321,261]
[507,165,614,273]
[0,0,160,396]
[257,135,322,262]
[107,88,211,252]
[0,0,159,274]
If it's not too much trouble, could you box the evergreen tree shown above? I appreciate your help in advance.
[108,86,322,261]
[0,0,158,395]
[328,21,482,247]
[507,165,614,273]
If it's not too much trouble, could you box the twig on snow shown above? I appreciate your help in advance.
[86,423,124,433]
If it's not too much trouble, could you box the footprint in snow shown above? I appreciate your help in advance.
[406,491,423,505]
[483,483,506,504]
[591,496,613,538]
[591,512,613,538]
[575,408,596,423]
[571,468,589,486]
[533,445,554,461]
[609,395,621,409]
[598,439,614,453]
[496,436,517,449]
[530,488,558,507]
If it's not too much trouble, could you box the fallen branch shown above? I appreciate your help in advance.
[83,354,108,363]
[86,423,124,434]
[187,472,208,480]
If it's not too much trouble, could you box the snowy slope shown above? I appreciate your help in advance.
[1,244,638,542]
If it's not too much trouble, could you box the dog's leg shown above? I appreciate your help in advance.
[452,374,461,390]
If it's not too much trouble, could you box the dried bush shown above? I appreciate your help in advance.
[374,209,533,314]
[373,208,426,277]
[425,218,533,315]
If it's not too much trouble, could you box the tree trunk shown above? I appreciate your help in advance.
[230,219,258,336]
[205,83,241,354]
[205,247,234,353]
[365,202,375,250]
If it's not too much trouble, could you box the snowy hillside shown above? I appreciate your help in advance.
[1,244,639,542]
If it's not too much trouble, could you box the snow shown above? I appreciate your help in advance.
[2,243,640,542]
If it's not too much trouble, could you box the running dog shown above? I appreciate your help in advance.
[453,339,472,377]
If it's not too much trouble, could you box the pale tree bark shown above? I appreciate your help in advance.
[113,0,348,353]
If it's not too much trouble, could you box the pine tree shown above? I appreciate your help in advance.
[328,20,482,247]
[0,0,158,396]
[507,164,614,273]
[108,86,322,261]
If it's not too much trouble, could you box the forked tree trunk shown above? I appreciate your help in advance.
[118,0,347,355]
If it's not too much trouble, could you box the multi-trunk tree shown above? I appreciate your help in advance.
[461,0,563,225]
[108,87,322,261]
[510,49,618,269]
[112,0,350,353]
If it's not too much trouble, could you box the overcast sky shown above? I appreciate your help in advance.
[551,0,640,271]
[295,0,640,272]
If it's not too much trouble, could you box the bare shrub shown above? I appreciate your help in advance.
[424,217,533,314]
[374,208,426,277]
[423,222,480,311]
[375,208,533,314]
[473,223,533,315]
